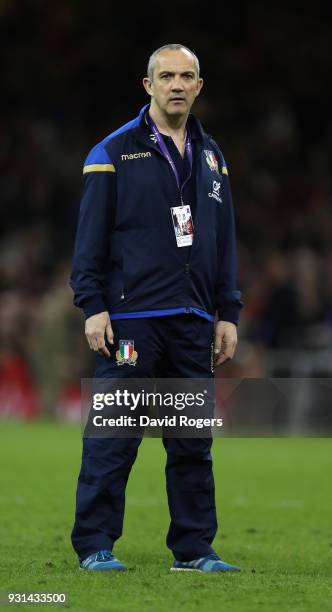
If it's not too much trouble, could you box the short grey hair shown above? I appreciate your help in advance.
[147,44,200,80]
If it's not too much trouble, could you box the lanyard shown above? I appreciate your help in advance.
[146,113,193,203]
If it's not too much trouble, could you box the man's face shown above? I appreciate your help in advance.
[143,49,203,117]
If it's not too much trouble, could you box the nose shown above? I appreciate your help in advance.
[171,75,184,91]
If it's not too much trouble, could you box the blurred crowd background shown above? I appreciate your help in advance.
[1,1,331,427]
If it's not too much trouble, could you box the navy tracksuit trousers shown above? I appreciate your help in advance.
[71,315,217,562]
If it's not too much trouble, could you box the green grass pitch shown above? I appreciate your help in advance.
[0,423,331,611]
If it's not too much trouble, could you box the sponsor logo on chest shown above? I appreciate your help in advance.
[121,152,151,160]
[208,180,222,203]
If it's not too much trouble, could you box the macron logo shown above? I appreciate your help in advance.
[121,152,152,160]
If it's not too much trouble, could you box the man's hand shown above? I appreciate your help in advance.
[214,320,237,367]
[85,311,114,358]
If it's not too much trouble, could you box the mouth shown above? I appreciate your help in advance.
[169,97,186,103]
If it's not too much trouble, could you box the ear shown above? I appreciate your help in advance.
[195,78,204,97]
[143,77,153,97]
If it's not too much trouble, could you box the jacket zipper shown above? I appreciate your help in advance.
[135,135,198,313]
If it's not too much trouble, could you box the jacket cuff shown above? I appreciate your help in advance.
[82,296,107,320]
[217,305,241,326]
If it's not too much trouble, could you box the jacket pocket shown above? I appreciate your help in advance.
[106,266,125,307]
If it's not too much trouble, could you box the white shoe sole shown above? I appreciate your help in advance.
[79,566,127,571]
[170,567,202,572]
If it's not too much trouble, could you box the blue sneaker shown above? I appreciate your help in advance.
[171,553,241,573]
[80,550,127,571]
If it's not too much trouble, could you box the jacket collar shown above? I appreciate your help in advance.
[134,104,206,148]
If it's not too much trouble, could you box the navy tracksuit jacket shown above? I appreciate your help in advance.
[70,104,242,324]
[70,105,242,562]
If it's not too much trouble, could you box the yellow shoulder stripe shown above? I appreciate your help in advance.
[222,166,228,175]
[83,163,116,174]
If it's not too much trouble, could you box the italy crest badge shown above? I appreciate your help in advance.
[116,340,138,366]
[204,150,219,173]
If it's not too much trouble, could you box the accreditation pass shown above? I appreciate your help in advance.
[171,205,194,247]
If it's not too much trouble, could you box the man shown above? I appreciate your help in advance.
[70,44,243,572]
